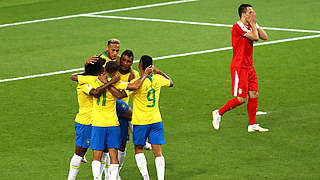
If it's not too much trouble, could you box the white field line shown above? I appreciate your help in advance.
[0,0,198,28]
[84,14,320,34]
[1,34,319,83]
[87,0,198,15]
[0,68,84,83]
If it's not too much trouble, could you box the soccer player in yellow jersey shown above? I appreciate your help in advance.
[96,39,138,179]
[99,38,121,64]
[90,61,152,180]
[131,55,173,180]
[67,59,122,180]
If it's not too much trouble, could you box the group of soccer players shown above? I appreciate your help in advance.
[67,39,173,180]
[66,3,269,180]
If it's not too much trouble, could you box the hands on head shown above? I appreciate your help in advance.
[246,10,256,25]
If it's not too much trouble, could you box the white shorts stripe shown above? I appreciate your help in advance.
[233,71,239,96]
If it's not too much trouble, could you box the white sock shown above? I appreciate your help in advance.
[99,152,107,179]
[155,156,165,180]
[135,153,150,180]
[67,154,82,180]
[118,150,126,169]
[105,152,110,180]
[109,164,119,180]
[92,160,101,179]
[117,150,126,178]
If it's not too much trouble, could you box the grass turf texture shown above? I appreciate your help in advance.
[0,0,319,179]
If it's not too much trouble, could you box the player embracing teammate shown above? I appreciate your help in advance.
[67,39,173,180]
[212,4,269,132]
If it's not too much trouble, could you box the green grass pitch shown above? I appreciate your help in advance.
[0,0,319,179]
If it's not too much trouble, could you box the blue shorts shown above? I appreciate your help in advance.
[119,117,129,141]
[90,126,121,150]
[116,99,129,117]
[133,122,165,146]
[75,122,92,148]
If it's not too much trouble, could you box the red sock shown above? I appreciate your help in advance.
[218,98,242,116]
[247,98,258,125]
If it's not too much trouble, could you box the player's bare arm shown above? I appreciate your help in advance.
[245,12,259,41]
[109,86,128,99]
[127,66,152,90]
[98,73,127,99]
[85,56,99,65]
[128,67,136,82]
[69,73,82,81]
[257,26,268,40]
[89,74,120,98]
[152,66,174,87]
[69,56,101,81]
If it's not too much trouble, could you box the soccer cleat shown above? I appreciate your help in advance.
[212,110,221,130]
[143,142,152,150]
[248,124,269,132]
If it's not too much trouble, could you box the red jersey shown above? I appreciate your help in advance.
[231,21,254,68]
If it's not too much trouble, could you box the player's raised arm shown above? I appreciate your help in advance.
[152,66,174,87]
[85,56,100,65]
[245,12,259,41]
[257,25,268,40]
[126,66,152,90]
[70,73,82,81]
[128,67,136,82]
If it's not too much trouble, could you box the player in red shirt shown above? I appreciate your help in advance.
[212,4,269,132]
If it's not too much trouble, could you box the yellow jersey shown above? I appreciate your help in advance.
[74,75,100,125]
[131,74,171,125]
[119,69,140,104]
[100,51,120,64]
[91,78,129,127]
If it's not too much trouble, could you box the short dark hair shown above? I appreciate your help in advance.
[121,49,134,60]
[84,57,105,75]
[105,61,120,73]
[140,55,153,70]
[238,4,252,18]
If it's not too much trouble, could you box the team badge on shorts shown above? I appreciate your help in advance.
[86,139,90,146]
[238,88,243,95]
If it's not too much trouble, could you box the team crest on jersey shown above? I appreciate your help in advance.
[86,84,92,89]
[238,88,243,95]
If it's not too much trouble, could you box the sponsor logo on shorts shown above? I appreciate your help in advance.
[238,88,243,95]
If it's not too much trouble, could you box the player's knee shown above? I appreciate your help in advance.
[152,150,163,157]
[249,91,259,98]
[135,145,144,154]
[75,146,87,157]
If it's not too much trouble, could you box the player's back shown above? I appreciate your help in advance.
[231,21,254,68]
[131,74,171,125]
[75,75,99,125]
